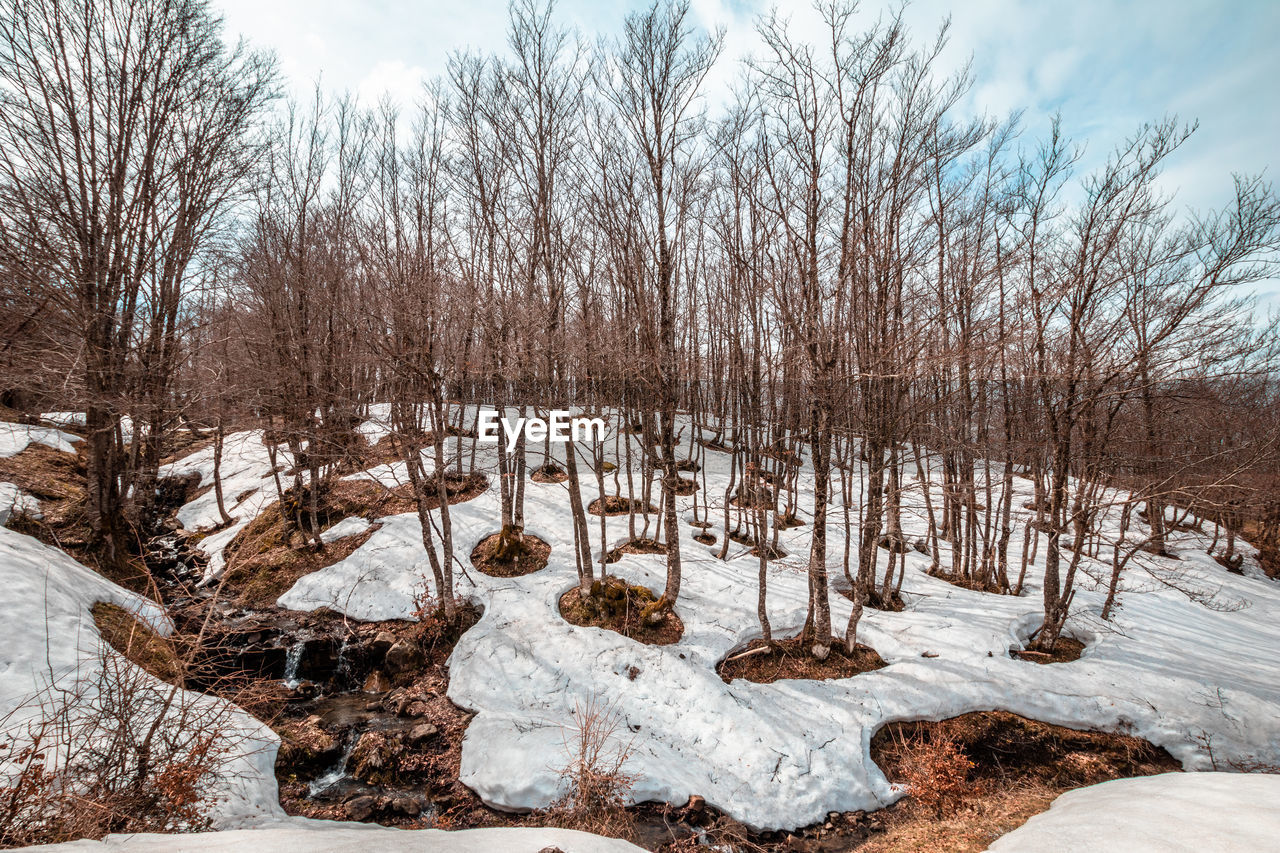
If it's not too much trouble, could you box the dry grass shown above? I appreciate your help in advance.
[717,636,887,684]
[857,784,1060,853]
[540,697,637,841]
[862,710,1181,851]
[91,601,184,683]
[0,444,153,592]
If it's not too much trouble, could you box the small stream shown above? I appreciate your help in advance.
[140,474,443,824]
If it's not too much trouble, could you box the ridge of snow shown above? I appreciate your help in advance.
[23,823,645,852]
[987,772,1280,852]
[1,482,42,525]
[0,525,284,829]
[0,421,81,458]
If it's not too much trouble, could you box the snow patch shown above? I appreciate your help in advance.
[987,772,1280,852]
[0,421,81,458]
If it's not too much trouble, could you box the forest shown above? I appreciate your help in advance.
[1,0,1279,851]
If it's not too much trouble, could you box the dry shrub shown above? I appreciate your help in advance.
[0,643,245,847]
[542,697,637,839]
[893,730,976,818]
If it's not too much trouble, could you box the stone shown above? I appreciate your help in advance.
[391,796,421,816]
[538,848,566,853]
[344,795,377,821]
[384,639,423,676]
[408,723,439,745]
[404,700,429,717]
[362,669,391,693]
[687,794,705,812]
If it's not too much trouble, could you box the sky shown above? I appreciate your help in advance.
[212,0,1280,310]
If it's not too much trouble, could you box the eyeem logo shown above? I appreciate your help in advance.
[477,410,606,452]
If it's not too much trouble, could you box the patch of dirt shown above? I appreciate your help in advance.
[725,528,786,560]
[0,443,156,592]
[558,576,683,645]
[671,477,698,496]
[588,495,658,516]
[861,710,1180,852]
[693,532,716,546]
[833,579,906,612]
[530,464,568,484]
[717,636,887,684]
[220,507,382,608]
[774,512,805,529]
[91,601,185,682]
[470,531,551,577]
[686,518,713,529]
[1010,637,1085,664]
[603,537,667,564]
[930,570,1007,595]
[218,474,486,607]
[730,484,776,510]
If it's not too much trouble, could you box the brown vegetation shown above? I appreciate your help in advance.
[718,636,887,684]
[560,576,684,645]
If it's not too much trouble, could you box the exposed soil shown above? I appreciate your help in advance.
[671,476,698,496]
[730,484,776,510]
[686,518,713,529]
[530,463,568,484]
[1010,637,1086,664]
[470,531,551,577]
[218,475,487,607]
[589,495,658,516]
[2,443,157,592]
[219,509,383,608]
[92,601,185,682]
[726,528,787,560]
[833,578,906,612]
[858,710,1181,852]
[717,636,887,684]
[603,537,668,564]
[930,570,1007,595]
[775,512,805,529]
[693,532,716,546]
[559,576,684,645]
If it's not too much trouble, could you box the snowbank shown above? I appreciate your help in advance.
[26,823,645,852]
[0,421,81,458]
[988,772,1280,852]
[158,430,296,582]
[0,481,42,525]
[0,525,285,828]
[267,408,1280,831]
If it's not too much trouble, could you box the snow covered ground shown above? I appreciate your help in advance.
[15,404,1263,840]
[0,481,42,524]
[0,524,286,828]
[0,479,636,850]
[26,824,645,852]
[0,420,81,458]
[159,429,299,582]
[988,772,1280,852]
[242,407,1280,831]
